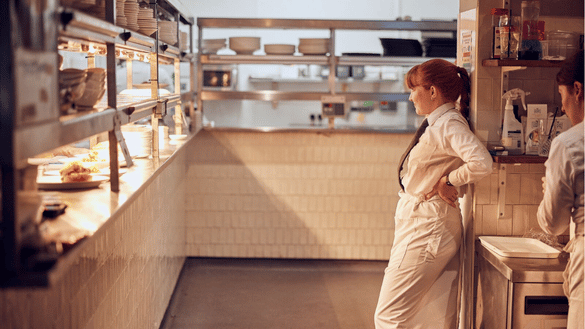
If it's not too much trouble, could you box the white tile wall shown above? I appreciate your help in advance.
[0,151,187,329]
[467,2,579,242]
[473,162,569,240]
[185,129,413,260]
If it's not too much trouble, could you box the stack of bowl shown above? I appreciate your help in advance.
[158,20,178,45]
[298,38,329,55]
[201,39,227,54]
[229,37,261,55]
[59,69,87,113]
[264,44,296,55]
[76,68,106,109]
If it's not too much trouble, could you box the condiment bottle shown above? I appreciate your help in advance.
[491,8,509,59]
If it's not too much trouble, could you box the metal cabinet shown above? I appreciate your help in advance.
[476,243,568,329]
[0,0,195,286]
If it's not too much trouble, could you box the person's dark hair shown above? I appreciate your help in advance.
[556,49,584,87]
[405,59,471,119]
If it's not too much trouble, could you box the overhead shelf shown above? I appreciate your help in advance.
[200,90,410,102]
[482,59,565,67]
[201,54,456,66]
[59,8,187,61]
[197,18,457,31]
[14,94,181,162]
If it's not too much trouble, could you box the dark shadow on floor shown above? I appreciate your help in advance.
[160,257,387,329]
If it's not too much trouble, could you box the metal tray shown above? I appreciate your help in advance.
[479,236,561,258]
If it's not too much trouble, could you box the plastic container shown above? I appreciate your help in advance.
[545,30,580,60]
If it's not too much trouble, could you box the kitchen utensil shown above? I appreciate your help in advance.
[538,106,558,156]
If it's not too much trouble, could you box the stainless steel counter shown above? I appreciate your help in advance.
[476,240,568,283]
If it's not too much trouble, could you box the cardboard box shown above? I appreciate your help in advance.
[525,104,548,155]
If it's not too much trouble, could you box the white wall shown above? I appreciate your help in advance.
[185,0,459,128]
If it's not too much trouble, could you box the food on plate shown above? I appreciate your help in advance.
[81,151,107,163]
[59,161,93,182]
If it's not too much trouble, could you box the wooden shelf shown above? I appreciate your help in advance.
[492,155,547,164]
[482,59,565,67]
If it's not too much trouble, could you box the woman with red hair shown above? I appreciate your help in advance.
[374,59,492,328]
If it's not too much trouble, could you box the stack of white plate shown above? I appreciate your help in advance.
[124,0,139,31]
[264,44,295,55]
[77,68,106,108]
[137,7,157,36]
[298,38,330,55]
[59,69,87,113]
[158,20,178,45]
[115,0,126,27]
[180,32,189,51]
[229,37,261,55]
[202,39,227,54]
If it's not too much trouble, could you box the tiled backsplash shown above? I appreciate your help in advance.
[0,151,187,329]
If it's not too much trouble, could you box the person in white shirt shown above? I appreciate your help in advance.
[537,50,584,329]
[374,59,493,329]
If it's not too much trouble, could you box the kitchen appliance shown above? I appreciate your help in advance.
[476,239,568,329]
[202,65,236,90]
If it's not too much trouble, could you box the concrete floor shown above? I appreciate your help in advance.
[160,258,387,329]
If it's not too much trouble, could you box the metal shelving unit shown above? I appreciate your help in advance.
[1,0,194,286]
[196,18,457,116]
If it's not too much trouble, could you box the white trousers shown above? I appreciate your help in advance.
[375,194,462,329]
[564,235,584,329]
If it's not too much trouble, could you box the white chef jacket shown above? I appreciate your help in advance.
[401,104,493,194]
[537,121,584,329]
[376,104,493,329]
[537,121,584,237]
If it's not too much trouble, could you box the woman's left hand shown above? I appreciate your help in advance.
[425,176,458,208]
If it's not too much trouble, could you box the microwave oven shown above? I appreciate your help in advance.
[202,65,237,90]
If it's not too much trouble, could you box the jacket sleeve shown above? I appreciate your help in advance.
[537,138,574,235]
[444,117,493,186]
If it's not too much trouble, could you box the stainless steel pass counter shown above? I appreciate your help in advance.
[475,241,569,329]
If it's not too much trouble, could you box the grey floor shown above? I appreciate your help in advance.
[160,258,387,329]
